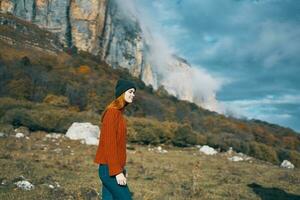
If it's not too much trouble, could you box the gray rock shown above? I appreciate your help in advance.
[46,133,63,139]
[199,145,218,155]
[280,160,295,169]
[15,132,25,138]
[228,156,244,162]
[15,180,34,190]
[66,122,99,145]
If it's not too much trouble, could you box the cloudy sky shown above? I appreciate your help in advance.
[126,0,300,132]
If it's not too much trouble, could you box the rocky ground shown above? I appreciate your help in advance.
[0,128,300,200]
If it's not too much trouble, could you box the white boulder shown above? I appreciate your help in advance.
[15,180,34,190]
[66,122,99,145]
[46,133,63,139]
[147,146,168,154]
[199,145,218,155]
[157,146,168,153]
[228,156,244,162]
[280,160,294,169]
[15,132,24,138]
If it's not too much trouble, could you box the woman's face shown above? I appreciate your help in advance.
[124,88,135,103]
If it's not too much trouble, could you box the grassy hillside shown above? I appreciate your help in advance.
[0,131,299,200]
[0,12,300,170]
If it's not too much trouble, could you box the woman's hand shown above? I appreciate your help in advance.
[116,172,127,185]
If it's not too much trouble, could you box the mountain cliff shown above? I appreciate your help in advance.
[0,0,195,106]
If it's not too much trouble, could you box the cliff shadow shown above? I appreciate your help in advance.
[248,183,300,200]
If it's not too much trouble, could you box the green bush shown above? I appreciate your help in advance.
[172,125,197,147]
[195,133,207,145]
[0,98,99,133]
[130,123,159,145]
[277,148,290,162]
[249,142,279,164]
[7,78,33,100]
[155,127,171,144]
[66,83,88,111]
[155,85,169,97]
[206,133,222,149]
[0,97,33,117]
[289,150,300,168]
[135,126,160,145]
[240,141,251,155]
[127,126,138,143]
[127,118,174,145]
[43,94,69,107]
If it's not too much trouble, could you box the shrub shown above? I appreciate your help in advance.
[155,85,169,97]
[282,136,300,151]
[77,65,91,74]
[0,105,98,133]
[0,97,33,117]
[43,94,69,107]
[175,102,190,122]
[195,134,207,145]
[277,148,290,162]
[127,126,138,143]
[127,117,175,145]
[7,78,33,100]
[206,133,221,149]
[172,125,197,147]
[249,142,279,164]
[137,95,165,120]
[240,141,251,155]
[135,126,160,145]
[86,91,108,113]
[29,85,48,102]
[21,56,31,66]
[155,127,171,144]
[225,138,248,153]
[288,150,300,168]
[66,83,88,111]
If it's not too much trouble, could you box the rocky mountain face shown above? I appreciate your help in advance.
[0,0,196,106]
[0,13,63,53]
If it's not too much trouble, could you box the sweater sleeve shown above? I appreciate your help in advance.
[102,108,123,176]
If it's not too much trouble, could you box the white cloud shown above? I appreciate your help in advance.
[223,94,300,107]
[161,65,224,112]
[220,94,300,129]
[115,0,225,112]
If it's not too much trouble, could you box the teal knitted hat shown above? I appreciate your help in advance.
[115,79,136,99]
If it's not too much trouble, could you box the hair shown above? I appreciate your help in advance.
[100,92,129,123]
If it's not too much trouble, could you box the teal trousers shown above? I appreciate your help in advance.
[98,164,132,200]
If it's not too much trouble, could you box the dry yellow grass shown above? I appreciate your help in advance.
[0,131,300,200]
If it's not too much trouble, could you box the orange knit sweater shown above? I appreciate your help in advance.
[94,108,127,176]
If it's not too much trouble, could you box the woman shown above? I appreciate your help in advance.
[94,79,136,200]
